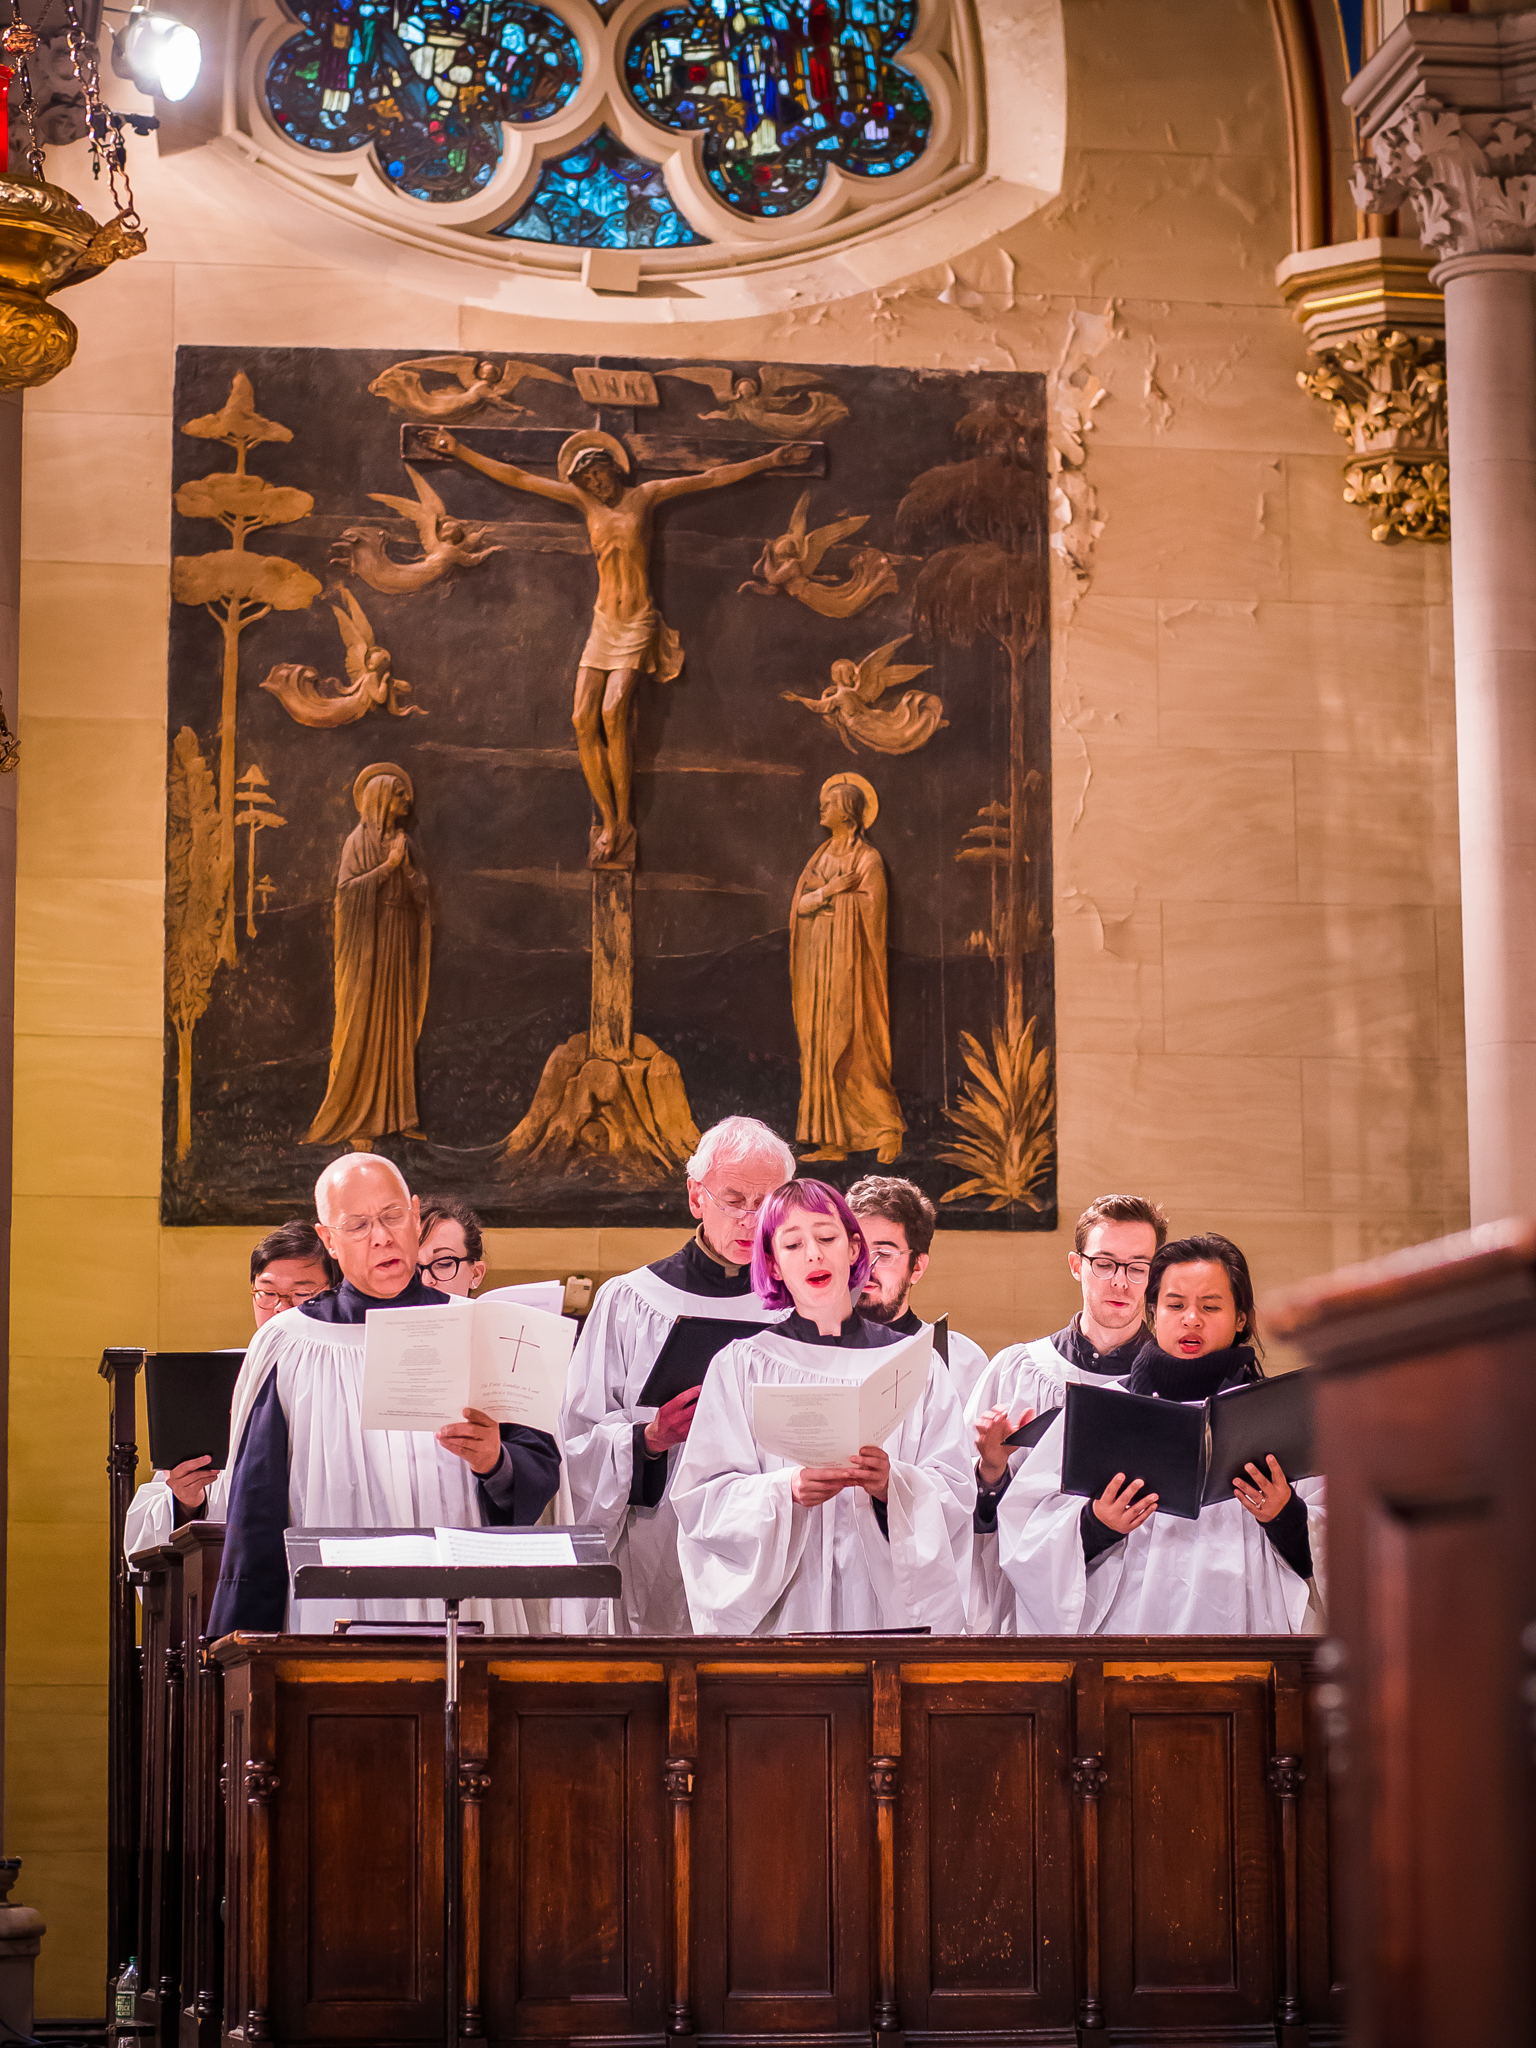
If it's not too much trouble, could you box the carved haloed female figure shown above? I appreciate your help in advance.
[305,764,431,1149]
[789,775,904,1165]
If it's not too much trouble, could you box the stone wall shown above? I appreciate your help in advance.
[7,0,1464,2010]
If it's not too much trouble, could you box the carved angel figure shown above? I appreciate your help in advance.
[740,488,899,617]
[660,364,850,437]
[367,354,569,423]
[783,636,947,757]
[334,464,501,595]
[260,591,425,728]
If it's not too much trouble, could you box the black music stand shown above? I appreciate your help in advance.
[285,1527,621,2048]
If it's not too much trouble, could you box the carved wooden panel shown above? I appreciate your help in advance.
[481,1675,666,2038]
[1099,1673,1276,2035]
[693,1674,871,2035]
[272,1680,442,2040]
[895,1672,1075,2034]
[162,350,1055,1233]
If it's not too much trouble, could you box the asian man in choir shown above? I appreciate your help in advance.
[123,1219,335,1559]
[998,1234,1325,1635]
[561,1115,797,1635]
[207,1156,561,1637]
[847,1175,991,1409]
[671,1179,972,1635]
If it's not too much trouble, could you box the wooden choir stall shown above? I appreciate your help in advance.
[107,1350,1348,2048]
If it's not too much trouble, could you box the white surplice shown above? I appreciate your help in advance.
[995,1410,1327,1635]
[671,1329,973,1636]
[125,1471,229,1562]
[560,1265,785,1635]
[222,1308,568,1636]
[965,1335,1135,1633]
[943,1327,992,1414]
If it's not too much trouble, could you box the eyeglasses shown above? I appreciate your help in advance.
[419,1253,474,1283]
[700,1185,770,1224]
[1083,1256,1152,1284]
[866,1247,910,1271]
[331,1205,411,1241]
[252,1283,329,1311]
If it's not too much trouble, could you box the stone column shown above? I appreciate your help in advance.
[1349,12,1536,1224]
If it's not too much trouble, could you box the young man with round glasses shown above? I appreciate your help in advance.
[965,1192,1168,1632]
[561,1114,796,1635]
[123,1220,335,1559]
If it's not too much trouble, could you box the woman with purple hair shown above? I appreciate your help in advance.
[671,1180,972,1634]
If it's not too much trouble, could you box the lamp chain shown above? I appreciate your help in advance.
[1,0,45,179]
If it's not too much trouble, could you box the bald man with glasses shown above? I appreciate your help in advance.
[964,1193,1169,1633]
[208,1155,560,1637]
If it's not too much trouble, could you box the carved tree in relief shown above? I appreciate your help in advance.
[896,402,1054,1211]
[166,727,228,1161]
[171,373,322,963]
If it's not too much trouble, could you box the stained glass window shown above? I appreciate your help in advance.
[622,0,929,219]
[264,0,582,203]
[494,126,708,245]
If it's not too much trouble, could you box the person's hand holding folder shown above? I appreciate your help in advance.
[1091,1471,1159,1535]
[644,1385,701,1455]
[1231,1454,1291,1522]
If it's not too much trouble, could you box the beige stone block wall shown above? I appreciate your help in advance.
[5,0,1465,2010]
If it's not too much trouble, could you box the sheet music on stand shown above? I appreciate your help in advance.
[284,1527,620,2048]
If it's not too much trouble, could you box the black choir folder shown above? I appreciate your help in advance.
[637,1315,774,1409]
[145,1349,246,1471]
[1060,1373,1317,1521]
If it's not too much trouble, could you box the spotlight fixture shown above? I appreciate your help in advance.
[111,3,201,102]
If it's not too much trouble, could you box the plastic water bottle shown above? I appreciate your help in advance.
[114,1956,139,2031]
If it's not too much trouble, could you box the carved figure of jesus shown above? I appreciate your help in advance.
[427,425,809,863]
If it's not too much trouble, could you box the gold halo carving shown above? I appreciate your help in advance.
[819,771,878,827]
[558,429,632,483]
[353,761,414,810]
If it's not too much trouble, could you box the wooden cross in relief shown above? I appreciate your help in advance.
[406,368,826,1064]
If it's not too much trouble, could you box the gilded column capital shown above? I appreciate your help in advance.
[1351,97,1536,266]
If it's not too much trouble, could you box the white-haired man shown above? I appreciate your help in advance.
[561,1114,795,1634]
[207,1155,561,1637]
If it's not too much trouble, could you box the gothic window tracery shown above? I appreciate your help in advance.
[248,0,982,264]
[494,124,708,243]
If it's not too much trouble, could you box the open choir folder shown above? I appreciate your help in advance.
[636,1314,775,1409]
[361,1296,575,1436]
[1060,1372,1317,1521]
[317,1527,579,1568]
[145,1349,246,1471]
[749,1327,932,1463]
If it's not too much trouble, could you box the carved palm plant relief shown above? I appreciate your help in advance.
[163,350,1054,1229]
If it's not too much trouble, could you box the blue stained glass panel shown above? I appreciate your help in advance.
[495,125,708,244]
[623,0,929,219]
[265,0,582,203]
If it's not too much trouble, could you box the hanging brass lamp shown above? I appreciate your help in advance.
[0,171,143,388]
[0,1,149,390]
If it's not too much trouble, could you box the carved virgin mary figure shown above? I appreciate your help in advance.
[789,774,905,1165]
[304,763,431,1148]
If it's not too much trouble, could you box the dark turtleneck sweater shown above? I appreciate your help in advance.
[208,1273,562,1636]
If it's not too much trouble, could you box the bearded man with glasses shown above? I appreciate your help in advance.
[561,1115,796,1635]
[122,1220,336,1559]
[964,1192,1168,1632]
[208,1155,561,1637]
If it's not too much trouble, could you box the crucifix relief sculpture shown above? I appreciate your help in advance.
[427,425,809,864]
